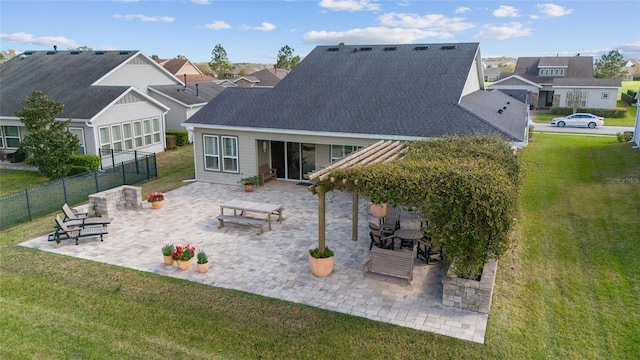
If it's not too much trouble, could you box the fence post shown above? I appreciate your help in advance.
[99,148,103,171]
[62,177,68,204]
[111,149,115,172]
[94,170,99,192]
[146,155,150,181]
[121,162,126,184]
[135,150,140,174]
[25,189,33,222]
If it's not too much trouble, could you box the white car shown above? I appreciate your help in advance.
[550,113,604,128]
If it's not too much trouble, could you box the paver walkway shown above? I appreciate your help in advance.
[20,180,488,343]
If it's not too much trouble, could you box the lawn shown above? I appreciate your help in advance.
[0,168,49,195]
[1,136,638,359]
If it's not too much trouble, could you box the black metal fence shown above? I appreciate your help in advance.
[0,152,157,230]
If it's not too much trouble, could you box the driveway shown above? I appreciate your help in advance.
[19,180,489,343]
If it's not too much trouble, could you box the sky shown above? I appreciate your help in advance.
[1,0,639,64]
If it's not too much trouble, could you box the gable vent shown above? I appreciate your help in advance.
[383,46,398,51]
[441,45,457,50]
[327,47,340,52]
[414,46,429,51]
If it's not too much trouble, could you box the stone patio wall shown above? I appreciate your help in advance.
[87,185,142,218]
[442,259,498,314]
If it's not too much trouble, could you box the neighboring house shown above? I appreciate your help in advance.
[148,82,227,135]
[483,67,503,82]
[489,56,621,109]
[183,43,529,185]
[622,59,639,81]
[0,50,181,157]
[232,68,289,88]
[155,58,216,84]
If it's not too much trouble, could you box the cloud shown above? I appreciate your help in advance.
[0,32,80,48]
[304,27,451,45]
[113,14,175,23]
[205,20,231,30]
[493,5,519,18]
[378,12,474,32]
[474,23,532,40]
[454,7,471,14]
[319,0,381,12]
[191,0,211,4]
[536,3,573,17]
[615,41,640,59]
[241,22,277,31]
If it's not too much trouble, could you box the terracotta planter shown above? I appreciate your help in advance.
[244,184,254,192]
[176,259,192,270]
[197,262,209,273]
[309,254,334,277]
[370,202,387,218]
[163,255,174,265]
[151,201,163,209]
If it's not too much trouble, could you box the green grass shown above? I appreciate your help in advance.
[1,137,638,359]
[0,168,49,195]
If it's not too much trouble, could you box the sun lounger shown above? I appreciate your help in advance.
[49,215,109,245]
[62,203,89,220]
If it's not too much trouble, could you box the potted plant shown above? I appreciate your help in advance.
[161,243,174,265]
[238,176,260,192]
[147,192,165,209]
[172,244,196,270]
[309,246,335,277]
[196,250,209,273]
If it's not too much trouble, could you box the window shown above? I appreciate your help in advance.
[133,121,143,148]
[122,123,134,150]
[98,126,111,152]
[152,118,161,143]
[601,92,610,99]
[68,127,85,154]
[0,127,4,148]
[4,126,21,148]
[222,136,239,172]
[143,119,152,145]
[111,124,123,151]
[565,91,588,108]
[203,135,220,171]
[331,145,362,162]
[538,67,565,77]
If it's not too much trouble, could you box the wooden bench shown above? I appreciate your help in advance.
[259,164,276,184]
[364,247,416,284]
[215,214,265,234]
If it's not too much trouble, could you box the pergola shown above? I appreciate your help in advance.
[307,140,408,250]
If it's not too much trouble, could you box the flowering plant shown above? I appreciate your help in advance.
[147,192,165,202]
[172,244,196,261]
[161,243,174,256]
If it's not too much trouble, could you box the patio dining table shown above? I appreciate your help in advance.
[394,228,424,249]
[219,199,283,231]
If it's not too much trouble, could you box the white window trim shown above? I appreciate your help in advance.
[203,134,220,171]
[122,123,134,150]
[221,136,239,173]
[152,118,161,143]
[98,126,111,152]
[68,127,86,155]
[133,120,143,148]
[111,124,123,151]
[143,119,152,146]
[3,125,22,149]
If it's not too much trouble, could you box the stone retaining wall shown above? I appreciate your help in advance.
[87,185,142,218]
[442,259,498,314]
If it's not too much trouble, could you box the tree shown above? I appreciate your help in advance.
[175,54,186,60]
[275,45,301,71]
[16,91,80,180]
[594,50,626,78]
[150,54,159,60]
[566,88,585,113]
[0,49,17,64]
[209,44,235,79]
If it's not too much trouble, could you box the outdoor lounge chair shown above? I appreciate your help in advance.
[49,215,108,245]
[369,221,395,250]
[62,203,89,220]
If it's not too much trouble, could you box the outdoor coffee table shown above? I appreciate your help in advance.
[394,228,424,249]
[219,199,283,231]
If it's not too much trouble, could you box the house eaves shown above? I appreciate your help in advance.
[93,51,183,87]
[88,87,169,124]
[490,74,542,88]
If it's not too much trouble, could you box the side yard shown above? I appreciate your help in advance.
[0,136,638,359]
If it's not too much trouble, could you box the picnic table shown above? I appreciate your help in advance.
[217,199,283,232]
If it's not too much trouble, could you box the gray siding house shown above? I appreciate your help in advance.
[0,50,180,157]
[184,43,529,186]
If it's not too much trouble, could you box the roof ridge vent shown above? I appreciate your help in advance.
[359,47,372,51]
[383,46,398,51]
[119,51,130,55]
[46,51,56,55]
[23,51,35,55]
[95,51,105,55]
[414,46,429,51]
[327,47,340,52]
[441,45,457,50]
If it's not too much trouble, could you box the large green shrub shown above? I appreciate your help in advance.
[328,136,520,279]
[550,107,627,118]
[165,130,189,146]
[70,154,100,170]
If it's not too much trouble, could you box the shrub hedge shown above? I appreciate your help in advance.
[165,130,189,146]
[549,107,627,118]
[69,154,100,170]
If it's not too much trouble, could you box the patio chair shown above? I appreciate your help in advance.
[379,204,401,232]
[369,221,395,250]
[50,215,109,245]
[62,203,89,220]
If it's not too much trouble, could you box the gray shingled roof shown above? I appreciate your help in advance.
[512,56,594,83]
[248,68,288,87]
[553,77,622,87]
[186,43,526,142]
[0,50,139,119]
[149,82,227,106]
